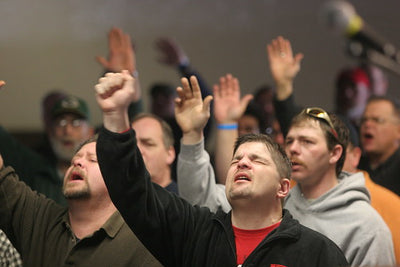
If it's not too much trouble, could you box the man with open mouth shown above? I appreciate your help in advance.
[358,96,400,196]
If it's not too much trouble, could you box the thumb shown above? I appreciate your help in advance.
[96,56,109,68]
[294,53,304,65]
[239,94,254,112]
[121,70,134,89]
[202,95,214,113]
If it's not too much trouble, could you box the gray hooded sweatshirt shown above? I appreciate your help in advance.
[285,171,395,266]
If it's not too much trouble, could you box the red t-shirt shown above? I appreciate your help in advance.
[233,221,281,265]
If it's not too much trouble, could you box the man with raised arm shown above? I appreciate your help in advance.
[95,71,348,267]
[177,73,251,212]
[0,74,162,266]
[0,80,22,267]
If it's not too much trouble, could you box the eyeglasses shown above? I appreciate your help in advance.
[359,116,387,125]
[54,118,85,128]
[304,107,339,139]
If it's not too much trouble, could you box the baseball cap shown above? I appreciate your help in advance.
[50,95,90,121]
[42,91,68,127]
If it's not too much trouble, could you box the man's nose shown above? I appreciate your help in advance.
[72,157,83,167]
[286,141,299,155]
[63,123,76,135]
[237,157,251,169]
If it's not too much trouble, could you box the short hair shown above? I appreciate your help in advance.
[131,113,175,148]
[233,133,291,179]
[75,134,98,154]
[290,110,349,176]
[340,115,359,148]
[366,95,400,120]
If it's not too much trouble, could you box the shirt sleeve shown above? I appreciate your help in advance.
[97,127,216,266]
[177,139,231,213]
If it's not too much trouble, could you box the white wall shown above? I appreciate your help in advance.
[1,0,399,131]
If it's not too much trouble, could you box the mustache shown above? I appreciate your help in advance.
[289,157,306,167]
[59,137,79,143]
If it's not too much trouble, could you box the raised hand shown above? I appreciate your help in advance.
[95,70,135,132]
[155,37,189,67]
[212,74,253,184]
[96,27,135,74]
[0,80,5,90]
[266,36,303,100]
[213,74,253,124]
[175,76,213,144]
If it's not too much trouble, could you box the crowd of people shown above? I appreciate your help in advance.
[0,27,399,266]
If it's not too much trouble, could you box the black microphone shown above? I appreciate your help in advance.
[321,0,398,59]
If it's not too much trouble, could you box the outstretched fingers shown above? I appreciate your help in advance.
[180,77,193,100]
[175,86,185,107]
[189,76,202,100]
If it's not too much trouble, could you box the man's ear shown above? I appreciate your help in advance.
[166,146,175,165]
[329,144,343,165]
[277,178,290,199]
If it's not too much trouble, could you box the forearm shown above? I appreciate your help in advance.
[274,82,293,101]
[97,127,204,266]
[214,127,237,184]
[178,140,231,213]
[102,110,130,133]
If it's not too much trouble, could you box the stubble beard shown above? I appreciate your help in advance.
[228,185,252,201]
[63,182,90,199]
[63,171,91,200]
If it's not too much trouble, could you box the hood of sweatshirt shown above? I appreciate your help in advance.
[285,171,371,213]
[284,172,395,267]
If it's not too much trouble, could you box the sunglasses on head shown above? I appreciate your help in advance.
[304,107,339,139]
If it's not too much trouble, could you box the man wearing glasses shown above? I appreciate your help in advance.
[284,107,395,266]
[36,93,94,182]
[358,96,400,196]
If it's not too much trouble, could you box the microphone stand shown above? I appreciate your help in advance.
[346,40,400,77]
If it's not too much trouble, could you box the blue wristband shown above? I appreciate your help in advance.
[217,123,238,130]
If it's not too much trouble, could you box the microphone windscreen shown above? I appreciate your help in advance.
[319,0,357,34]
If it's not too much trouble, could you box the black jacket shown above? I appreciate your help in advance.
[97,127,348,267]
